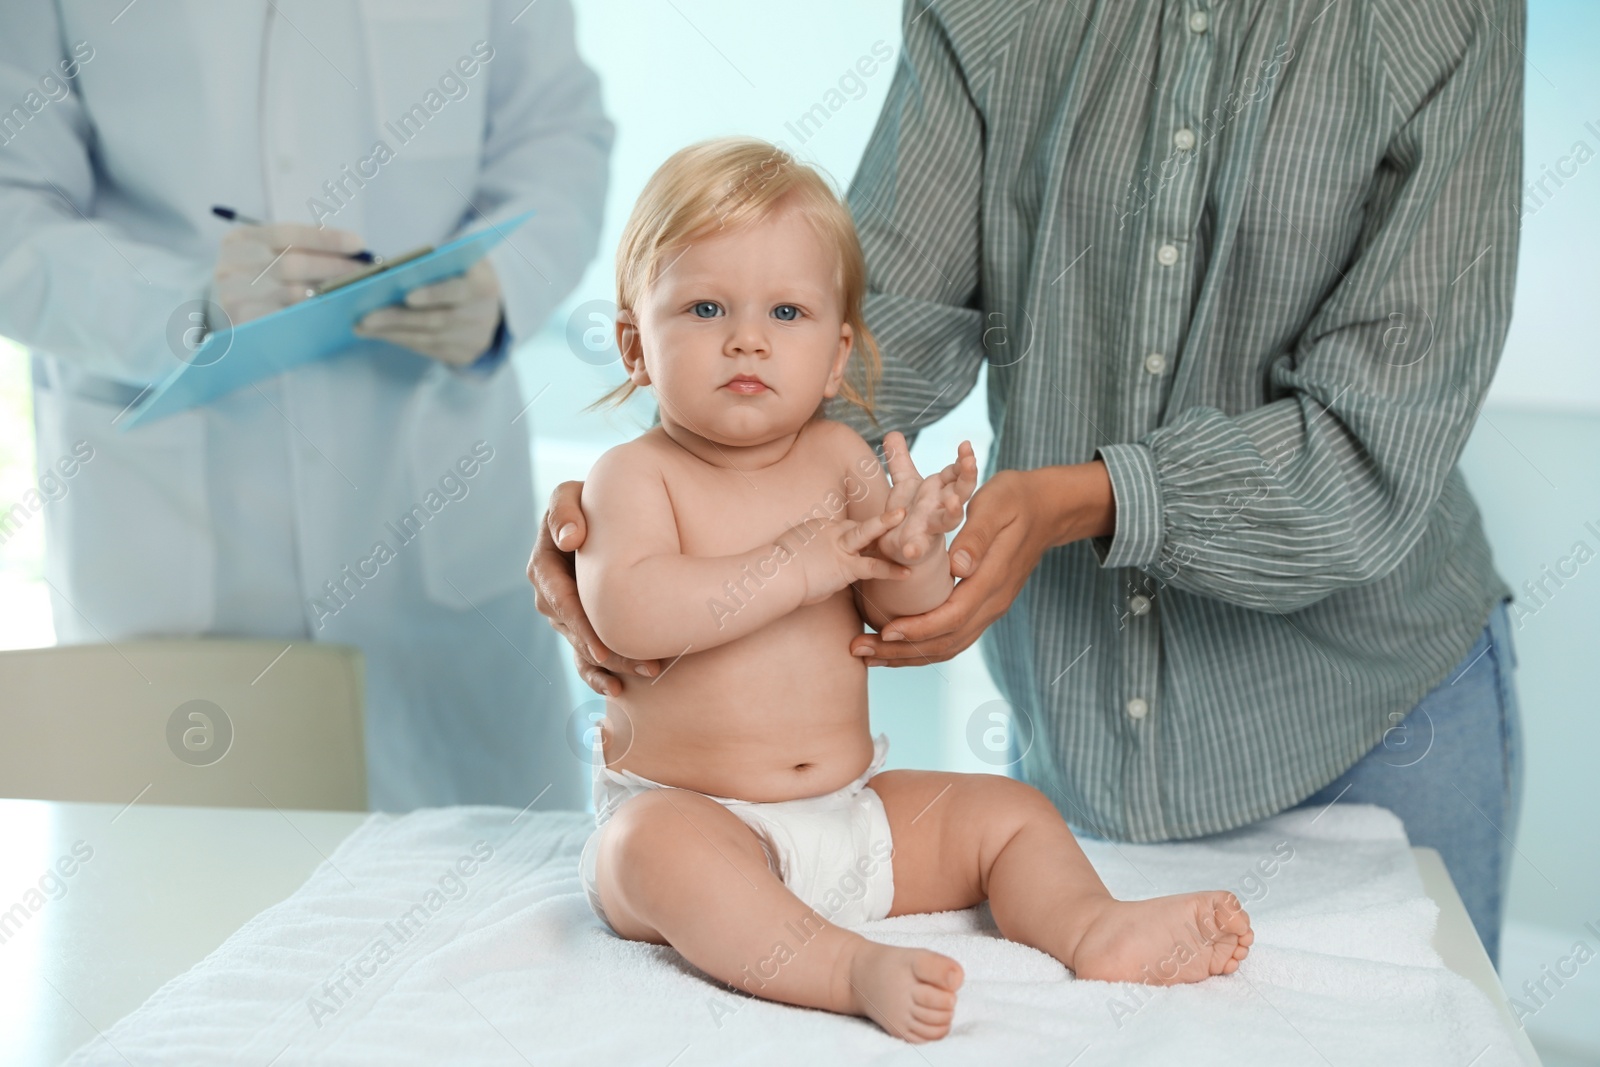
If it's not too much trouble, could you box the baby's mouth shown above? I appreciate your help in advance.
[723,375,769,395]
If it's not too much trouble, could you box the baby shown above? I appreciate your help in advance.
[574,137,1252,1043]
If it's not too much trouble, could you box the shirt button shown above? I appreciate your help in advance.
[1126,697,1150,720]
[1129,594,1152,616]
[1173,127,1196,151]
[1157,242,1179,266]
[1144,352,1167,375]
[1189,11,1210,33]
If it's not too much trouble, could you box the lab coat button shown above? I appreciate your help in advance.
[1126,697,1150,720]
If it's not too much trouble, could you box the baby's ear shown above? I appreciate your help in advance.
[822,321,854,398]
[615,309,650,386]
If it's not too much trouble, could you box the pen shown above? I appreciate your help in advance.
[211,205,380,264]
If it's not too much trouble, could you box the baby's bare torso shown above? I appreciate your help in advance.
[602,423,873,803]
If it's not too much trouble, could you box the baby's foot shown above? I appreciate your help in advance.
[835,937,964,1043]
[1068,891,1253,985]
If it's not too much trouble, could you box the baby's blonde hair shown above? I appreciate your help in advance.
[595,136,879,416]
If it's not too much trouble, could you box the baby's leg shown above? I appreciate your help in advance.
[593,787,964,1042]
[870,771,1253,984]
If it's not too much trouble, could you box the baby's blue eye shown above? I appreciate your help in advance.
[772,304,800,321]
[691,301,721,318]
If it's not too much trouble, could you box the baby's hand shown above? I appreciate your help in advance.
[874,433,978,566]
[775,509,910,606]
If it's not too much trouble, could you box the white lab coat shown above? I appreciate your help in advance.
[0,0,611,811]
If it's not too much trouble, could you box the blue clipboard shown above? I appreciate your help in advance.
[119,210,535,429]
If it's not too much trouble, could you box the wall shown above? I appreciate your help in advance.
[0,1,1592,1057]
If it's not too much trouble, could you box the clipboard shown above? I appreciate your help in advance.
[119,210,535,429]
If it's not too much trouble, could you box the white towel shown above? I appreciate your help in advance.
[65,803,1524,1065]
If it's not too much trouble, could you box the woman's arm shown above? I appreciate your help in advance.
[1088,0,1522,611]
[823,0,992,445]
[853,0,1523,665]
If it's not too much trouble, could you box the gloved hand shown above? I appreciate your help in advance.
[212,223,369,326]
[354,259,504,366]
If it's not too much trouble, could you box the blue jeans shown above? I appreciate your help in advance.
[1295,600,1524,968]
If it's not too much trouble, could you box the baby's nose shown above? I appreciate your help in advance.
[725,321,770,355]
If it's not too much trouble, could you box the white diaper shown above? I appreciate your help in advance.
[578,733,896,934]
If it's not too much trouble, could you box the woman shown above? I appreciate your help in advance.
[532,0,1524,965]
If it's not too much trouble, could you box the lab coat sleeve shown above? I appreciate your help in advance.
[0,5,212,384]
[473,0,613,346]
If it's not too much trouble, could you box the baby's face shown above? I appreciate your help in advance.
[622,203,853,448]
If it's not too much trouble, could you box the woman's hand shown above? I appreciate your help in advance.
[528,481,661,697]
[874,432,979,566]
[850,461,1116,667]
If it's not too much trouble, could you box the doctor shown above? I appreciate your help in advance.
[0,1,611,811]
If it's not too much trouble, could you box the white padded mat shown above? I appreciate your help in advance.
[64,803,1523,1065]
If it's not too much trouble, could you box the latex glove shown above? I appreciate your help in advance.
[354,259,503,366]
[212,223,368,326]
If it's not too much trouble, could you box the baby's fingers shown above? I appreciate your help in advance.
[882,431,923,485]
[852,554,913,582]
[842,507,906,553]
[952,441,979,502]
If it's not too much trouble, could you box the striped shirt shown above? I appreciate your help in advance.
[831,0,1522,840]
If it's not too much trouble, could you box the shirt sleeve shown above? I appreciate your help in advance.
[476,0,613,348]
[1095,0,1523,613]
[0,5,212,385]
[827,3,987,444]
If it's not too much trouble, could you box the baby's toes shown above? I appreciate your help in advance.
[912,983,958,1012]
[912,951,965,993]
[1212,893,1251,934]
[1208,937,1245,976]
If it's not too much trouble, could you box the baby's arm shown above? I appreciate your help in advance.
[833,425,977,630]
[575,442,908,661]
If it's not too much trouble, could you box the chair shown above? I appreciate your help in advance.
[0,639,366,810]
